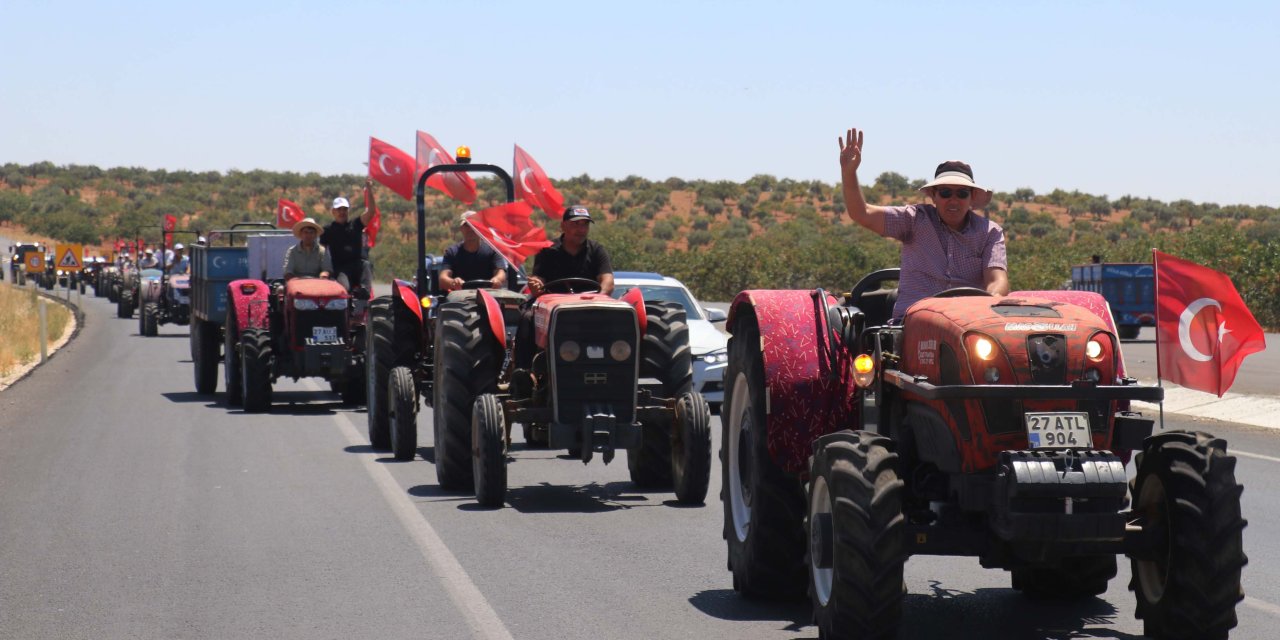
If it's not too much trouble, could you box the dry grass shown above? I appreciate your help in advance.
[0,284,71,377]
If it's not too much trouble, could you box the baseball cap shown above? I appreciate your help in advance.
[174,243,185,250]
[563,206,593,223]
[332,197,350,209]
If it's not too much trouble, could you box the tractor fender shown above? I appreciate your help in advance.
[393,279,423,322]
[620,287,647,336]
[475,289,506,350]
[227,279,271,332]
[729,289,861,474]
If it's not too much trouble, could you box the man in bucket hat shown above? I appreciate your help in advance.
[838,127,1008,321]
[283,217,333,281]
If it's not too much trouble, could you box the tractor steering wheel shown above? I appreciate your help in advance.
[461,279,494,290]
[933,287,992,298]
[543,278,601,294]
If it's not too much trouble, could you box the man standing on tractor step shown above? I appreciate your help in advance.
[838,127,1009,321]
[321,178,376,295]
[514,206,615,371]
[439,211,507,291]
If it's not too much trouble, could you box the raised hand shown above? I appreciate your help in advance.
[838,128,864,176]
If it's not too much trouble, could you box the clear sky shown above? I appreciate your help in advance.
[3,0,1277,206]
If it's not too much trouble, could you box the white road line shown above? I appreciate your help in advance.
[315,382,514,640]
[1244,596,1280,618]
[1231,449,1280,464]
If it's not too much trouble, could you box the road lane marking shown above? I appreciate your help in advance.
[1244,596,1280,618]
[314,382,514,640]
[1231,449,1280,464]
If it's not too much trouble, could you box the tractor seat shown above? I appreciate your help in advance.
[855,287,898,328]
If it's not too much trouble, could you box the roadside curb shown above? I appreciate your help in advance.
[0,285,83,392]
[1133,384,1280,431]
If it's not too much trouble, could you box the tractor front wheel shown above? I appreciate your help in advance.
[142,302,159,337]
[240,328,273,413]
[223,313,242,407]
[472,393,507,508]
[628,301,693,488]
[388,366,417,461]
[672,391,711,504]
[193,319,219,394]
[1128,431,1246,640]
[433,298,500,491]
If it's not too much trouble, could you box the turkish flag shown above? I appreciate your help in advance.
[464,201,553,266]
[114,238,125,252]
[513,144,564,218]
[363,185,380,249]
[416,131,477,204]
[368,137,415,200]
[277,198,306,229]
[164,232,173,247]
[1155,250,1266,397]
[163,214,176,233]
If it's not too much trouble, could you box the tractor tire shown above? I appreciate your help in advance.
[807,430,906,639]
[340,366,366,406]
[117,290,133,318]
[672,390,712,504]
[472,393,507,508]
[142,302,159,337]
[367,296,415,451]
[722,309,808,601]
[388,366,417,461]
[1119,325,1140,340]
[1128,431,1246,640]
[628,300,693,488]
[192,319,219,395]
[223,312,243,407]
[1012,556,1116,600]
[240,328,274,413]
[433,298,500,491]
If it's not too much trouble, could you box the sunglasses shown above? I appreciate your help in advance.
[936,187,971,199]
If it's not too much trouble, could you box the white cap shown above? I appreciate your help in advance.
[174,243,185,250]
[332,197,350,209]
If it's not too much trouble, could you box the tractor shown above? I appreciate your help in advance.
[220,230,367,412]
[137,229,200,337]
[365,150,711,508]
[721,269,1246,640]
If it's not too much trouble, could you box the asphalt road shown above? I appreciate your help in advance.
[3,282,1280,639]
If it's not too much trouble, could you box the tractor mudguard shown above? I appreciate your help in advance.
[620,287,647,336]
[475,289,506,349]
[394,279,423,323]
[728,290,861,474]
[227,279,271,332]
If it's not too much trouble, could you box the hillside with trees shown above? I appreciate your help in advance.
[2,161,1277,329]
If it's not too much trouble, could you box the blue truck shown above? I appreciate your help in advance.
[1070,261,1155,340]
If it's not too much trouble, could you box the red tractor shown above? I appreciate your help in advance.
[365,151,711,508]
[721,269,1246,640]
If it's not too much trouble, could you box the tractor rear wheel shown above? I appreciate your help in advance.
[433,298,500,490]
[142,302,159,336]
[807,430,906,639]
[117,290,133,318]
[388,366,417,461]
[628,300,693,488]
[193,319,219,394]
[722,309,808,600]
[1128,431,1246,640]
[672,391,711,504]
[367,296,415,451]
[472,393,507,508]
[240,328,273,413]
[224,313,242,407]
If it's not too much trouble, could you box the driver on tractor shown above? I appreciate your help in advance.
[513,205,614,370]
[283,217,333,281]
[838,127,1009,321]
[439,211,507,292]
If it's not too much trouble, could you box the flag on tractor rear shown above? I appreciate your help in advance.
[416,131,477,204]
[368,137,415,200]
[464,201,553,266]
[513,144,564,218]
[1154,249,1266,397]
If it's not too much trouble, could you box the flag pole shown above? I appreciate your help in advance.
[1152,247,1165,431]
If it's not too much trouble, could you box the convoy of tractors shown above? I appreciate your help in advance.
[9,150,1247,640]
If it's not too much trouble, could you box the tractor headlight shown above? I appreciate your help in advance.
[293,298,319,310]
[853,353,876,388]
[973,337,996,361]
[559,340,581,362]
[1086,339,1104,362]
[324,298,348,311]
[610,340,632,361]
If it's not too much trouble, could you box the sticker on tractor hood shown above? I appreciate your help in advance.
[917,339,937,365]
[1004,322,1078,332]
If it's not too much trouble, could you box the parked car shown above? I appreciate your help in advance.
[612,272,727,412]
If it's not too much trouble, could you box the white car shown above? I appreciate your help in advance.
[612,272,727,412]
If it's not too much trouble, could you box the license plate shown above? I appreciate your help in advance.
[312,326,338,343]
[1025,412,1091,449]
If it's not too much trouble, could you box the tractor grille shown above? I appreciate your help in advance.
[550,307,638,425]
[1026,334,1067,384]
[292,309,347,350]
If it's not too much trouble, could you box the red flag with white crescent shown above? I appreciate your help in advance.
[277,198,306,229]
[1154,249,1266,397]
[464,201,553,266]
[368,137,415,200]
[363,185,381,249]
[163,214,176,233]
[513,144,564,218]
[416,131,477,204]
